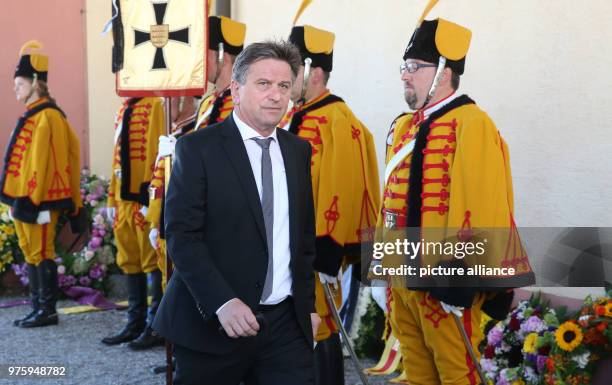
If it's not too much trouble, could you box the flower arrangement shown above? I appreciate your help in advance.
[11,169,119,294]
[544,296,612,385]
[480,293,561,385]
[481,292,612,385]
[0,204,20,275]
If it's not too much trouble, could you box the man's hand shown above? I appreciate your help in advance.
[149,228,159,249]
[157,135,177,160]
[371,282,388,313]
[310,312,321,339]
[318,271,340,290]
[107,207,116,222]
[440,301,464,318]
[217,298,260,338]
[36,210,51,224]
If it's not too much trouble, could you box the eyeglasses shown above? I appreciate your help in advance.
[399,62,438,74]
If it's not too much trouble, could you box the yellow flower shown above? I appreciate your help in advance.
[555,321,583,352]
[604,301,612,318]
[511,381,525,385]
[523,332,538,354]
[4,226,14,235]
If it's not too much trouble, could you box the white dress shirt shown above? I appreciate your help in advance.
[217,112,293,313]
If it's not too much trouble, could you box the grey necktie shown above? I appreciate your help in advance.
[253,137,274,301]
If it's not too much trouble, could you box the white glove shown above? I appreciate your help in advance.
[36,210,51,224]
[371,285,388,313]
[139,205,148,217]
[107,207,116,222]
[157,135,177,160]
[318,271,340,290]
[440,301,464,318]
[149,228,159,249]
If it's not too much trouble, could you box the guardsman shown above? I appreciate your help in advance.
[2,41,83,328]
[146,15,247,292]
[374,2,534,384]
[100,94,165,347]
[193,15,246,130]
[287,17,381,385]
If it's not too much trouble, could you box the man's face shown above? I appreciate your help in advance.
[401,59,436,110]
[231,58,293,135]
[290,65,305,102]
[14,76,33,103]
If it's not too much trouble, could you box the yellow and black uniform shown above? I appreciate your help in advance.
[108,97,163,274]
[194,87,233,129]
[287,91,380,341]
[377,14,534,385]
[102,96,165,347]
[288,19,380,385]
[3,41,83,328]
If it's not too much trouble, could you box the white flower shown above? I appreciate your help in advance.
[94,214,105,226]
[84,250,95,261]
[571,352,590,369]
[1,213,9,222]
[57,265,66,274]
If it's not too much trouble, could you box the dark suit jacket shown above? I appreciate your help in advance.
[152,115,316,354]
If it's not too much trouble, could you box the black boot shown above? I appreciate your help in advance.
[314,333,345,385]
[101,272,147,345]
[21,259,59,328]
[128,269,164,350]
[13,264,40,326]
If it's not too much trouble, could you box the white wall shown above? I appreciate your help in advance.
[85,0,122,179]
[233,0,612,227]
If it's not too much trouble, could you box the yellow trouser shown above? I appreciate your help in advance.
[314,276,343,341]
[13,211,60,265]
[390,289,484,385]
[113,201,157,274]
[155,238,167,292]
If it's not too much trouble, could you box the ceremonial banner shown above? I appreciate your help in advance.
[113,0,208,96]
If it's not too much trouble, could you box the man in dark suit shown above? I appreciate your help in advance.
[153,40,321,385]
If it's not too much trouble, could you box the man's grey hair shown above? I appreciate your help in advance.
[232,40,302,84]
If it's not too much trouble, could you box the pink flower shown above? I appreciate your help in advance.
[88,237,102,249]
[487,325,504,346]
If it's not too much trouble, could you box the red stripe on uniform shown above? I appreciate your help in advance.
[463,309,477,385]
[41,222,48,260]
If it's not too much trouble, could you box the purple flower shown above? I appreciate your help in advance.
[88,236,103,250]
[79,276,91,286]
[89,264,104,279]
[521,315,546,333]
[536,355,548,373]
[487,325,504,346]
[19,276,29,286]
[59,274,77,288]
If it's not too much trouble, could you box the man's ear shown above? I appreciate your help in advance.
[230,79,240,105]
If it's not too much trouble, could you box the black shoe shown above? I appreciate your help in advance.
[21,260,59,328]
[153,358,176,374]
[14,264,40,327]
[20,309,59,328]
[101,324,144,345]
[127,327,164,350]
[101,272,147,345]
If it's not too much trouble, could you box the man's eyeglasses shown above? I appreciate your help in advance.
[399,62,438,74]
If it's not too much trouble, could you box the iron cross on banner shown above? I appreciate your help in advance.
[134,1,190,70]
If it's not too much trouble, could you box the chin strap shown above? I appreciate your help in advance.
[420,56,446,109]
[211,42,225,85]
[24,73,38,105]
[296,57,312,107]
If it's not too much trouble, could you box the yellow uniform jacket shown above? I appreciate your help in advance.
[1,98,82,223]
[194,88,233,130]
[378,94,534,306]
[108,97,164,207]
[288,91,380,275]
